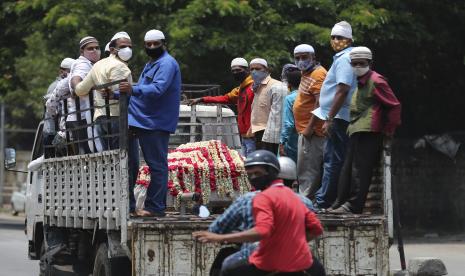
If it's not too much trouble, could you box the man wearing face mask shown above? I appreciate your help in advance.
[118,29,181,218]
[193,150,324,276]
[201,153,317,276]
[330,47,401,214]
[43,58,74,158]
[75,31,133,151]
[249,58,288,155]
[188,57,255,156]
[279,64,300,163]
[292,44,328,200]
[311,21,357,211]
[68,36,102,154]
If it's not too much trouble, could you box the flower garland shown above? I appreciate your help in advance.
[138,140,250,209]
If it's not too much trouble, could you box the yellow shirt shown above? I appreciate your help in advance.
[75,54,132,119]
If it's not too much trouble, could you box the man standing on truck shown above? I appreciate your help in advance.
[249,58,288,154]
[193,150,325,275]
[312,21,357,210]
[43,57,74,158]
[187,57,255,156]
[292,44,328,200]
[68,36,101,154]
[75,31,133,151]
[118,29,181,217]
[330,47,401,214]
[279,64,300,163]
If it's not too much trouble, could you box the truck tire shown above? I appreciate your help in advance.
[92,243,111,276]
[92,243,131,276]
[39,243,53,276]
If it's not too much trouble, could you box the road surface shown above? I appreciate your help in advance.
[0,213,464,275]
[0,214,39,276]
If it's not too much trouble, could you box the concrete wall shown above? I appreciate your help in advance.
[392,138,465,232]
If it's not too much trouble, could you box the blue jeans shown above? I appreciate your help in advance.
[128,127,170,213]
[221,251,248,276]
[241,137,256,157]
[95,116,119,150]
[315,119,349,208]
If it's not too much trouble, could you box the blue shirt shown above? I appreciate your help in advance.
[280,90,298,162]
[208,190,315,258]
[129,51,181,132]
[313,47,356,122]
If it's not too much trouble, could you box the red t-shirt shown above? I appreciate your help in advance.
[249,180,323,272]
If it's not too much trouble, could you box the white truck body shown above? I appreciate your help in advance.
[23,100,392,275]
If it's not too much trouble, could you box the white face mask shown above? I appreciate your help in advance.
[117,47,132,61]
[353,66,369,77]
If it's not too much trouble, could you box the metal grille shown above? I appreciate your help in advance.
[42,149,128,231]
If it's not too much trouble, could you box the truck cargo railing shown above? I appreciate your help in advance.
[40,84,241,241]
[41,91,129,246]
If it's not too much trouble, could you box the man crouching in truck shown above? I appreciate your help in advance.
[193,150,325,276]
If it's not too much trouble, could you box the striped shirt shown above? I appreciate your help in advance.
[293,66,327,136]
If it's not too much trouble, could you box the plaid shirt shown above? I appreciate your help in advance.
[209,190,315,258]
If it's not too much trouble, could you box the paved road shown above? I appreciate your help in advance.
[1,214,464,276]
[0,215,39,276]
[389,237,465,276]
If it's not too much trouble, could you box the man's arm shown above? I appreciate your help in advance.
[208,196,245,234]
[305,209,323,238]
[302,69,326,138]
[327,83,350,120]
[70,61,93,95]
[46,77,71,116]
[302,94,319,139]
[322,83,350,136]
[193,228,262,244]
[129,61,177,98]
[373,79,401,136]
[75,71,95,96]
[188,87,239,105]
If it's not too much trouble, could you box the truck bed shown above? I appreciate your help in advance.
[129,213,388,276]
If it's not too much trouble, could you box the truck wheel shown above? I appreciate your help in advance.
[39,243,53,276]
[92,243,131,276]
[92,243,111,276]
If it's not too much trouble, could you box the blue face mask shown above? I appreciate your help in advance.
[295,59,315,71]
[251,70,268,85]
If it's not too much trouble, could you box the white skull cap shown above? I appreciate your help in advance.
[331,21,353,39]
[350,46,372,60]
[294,44,315,54]
[250,58,268,68]
[144,30,165,41]
[60,58,75,69]
[231,57,248,68]
[111,31,131,42]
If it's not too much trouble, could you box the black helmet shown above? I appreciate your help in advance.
[244,150,280,172]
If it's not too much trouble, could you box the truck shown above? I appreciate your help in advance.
[5,84,393,275]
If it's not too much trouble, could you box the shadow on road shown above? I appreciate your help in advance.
[0,218,25,231]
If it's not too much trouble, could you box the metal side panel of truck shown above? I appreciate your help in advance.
[28,102,392,275]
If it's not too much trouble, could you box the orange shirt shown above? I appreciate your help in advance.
[293,66,327,137]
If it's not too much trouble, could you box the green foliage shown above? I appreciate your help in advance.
[1,0,465,145]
